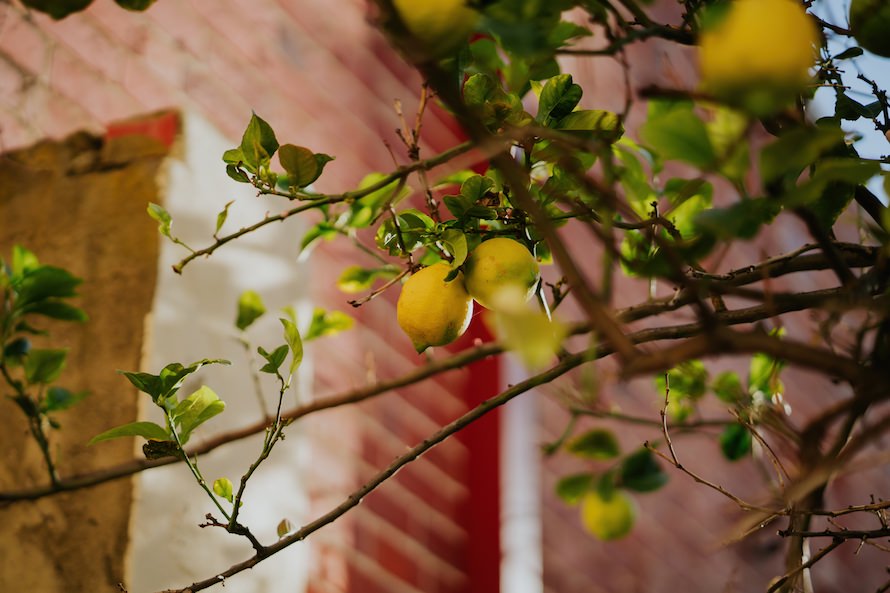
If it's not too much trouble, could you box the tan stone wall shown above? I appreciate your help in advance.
[0,131,166,591]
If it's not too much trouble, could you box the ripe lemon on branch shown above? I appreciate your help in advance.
[464,237,541,311]
[698,0,819,115]
[382,0,480,63]
[397,263,474,353]
[580,489,636,541]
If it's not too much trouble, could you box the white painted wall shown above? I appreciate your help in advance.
[501,357,544,593]
[128,111,312,593]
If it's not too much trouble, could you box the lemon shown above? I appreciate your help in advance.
[464,238,541,311]
[698,0,819,115]
[580,489,636,541]
[850,0,890,58]
[397,263,474,353]
[390,0,479,62]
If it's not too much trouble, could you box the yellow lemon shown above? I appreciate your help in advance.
[580,489,636,541]
[850,0,890,58]
[464,238,541,311]
[698,0,819,114]
[390,0,479,62]
[397,263,473,353]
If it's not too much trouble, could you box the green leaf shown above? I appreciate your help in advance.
[304,308,354,341]
[235,290,266,331]
[749,351,785,396]
[222,148,245,166]
[89,421,169,445]
[833,46,864,60]
[619,448,668,492]
[11,245,40,276]
[347,173,410,228]
[664,178,713,239]
[279,144,318,188]
[657,360,708,401]
[280,317,303,378]
[460,175,495,202]
[215,200,235,236]
[147,202,173,239]
[337,265,399,293]
[440,229,468,269]
[277,518,293,538]
[258,344,289,375]
[114,0,156,10]
[556,109,623,141]
[42,386,88,413]
[213,477,234,503]
[640,107,716,169]
[21,0,93,19]
[760,126,845,185]
[555,472,595,504]
[719,423,752,461]
[24,348,67,384]
[119,358,230,402]
[537,74,583,125]
[239,113,279,170]
[225,164,249,183]
[300,221,339,251]
[172,386,226,444]
[3,337,30,362]
[567,428,620,459]
[22,300,88,322]
[16,266,82,304]
[694,198,781,240]
[712,371,745,404]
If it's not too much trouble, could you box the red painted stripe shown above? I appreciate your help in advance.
[105,110,179,148]
[450,312,501,593]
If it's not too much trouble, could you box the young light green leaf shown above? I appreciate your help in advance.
[239,112,279,170]
[712,371,745,404]
[24,348,68,384]
[280,317,303,378]
[279,144,318,188]
[11,245,40,276]
[215,200,235,236]
[257,344,289,375]
[213,477,234,503]
[277,518,294,538]
[147,202,173,238]
[89,421,170,445]
[556,109,622,141]
[235,290,266,331]
[173,385,226,444]
[304,308,354,341]
[567,428,620,459]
